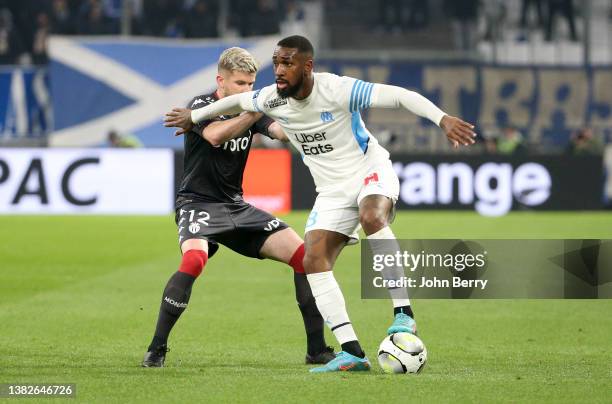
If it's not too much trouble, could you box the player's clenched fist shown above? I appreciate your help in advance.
[440,115,476,148]
[165,107,193,136]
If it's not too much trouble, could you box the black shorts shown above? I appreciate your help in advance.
[175,200,289,259]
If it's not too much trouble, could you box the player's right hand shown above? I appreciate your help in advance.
[440,115,476,148]
[164,107,194,136]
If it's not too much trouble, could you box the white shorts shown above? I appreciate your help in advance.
[304,159,400,242]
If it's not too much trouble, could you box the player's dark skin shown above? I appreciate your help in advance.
[272,45,477,274]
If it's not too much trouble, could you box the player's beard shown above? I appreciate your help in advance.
[277,75,303,99]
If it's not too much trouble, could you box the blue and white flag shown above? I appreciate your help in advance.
[48,35,279,148]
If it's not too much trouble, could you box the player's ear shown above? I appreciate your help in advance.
[303,58,313,74]
[216,74,224,89]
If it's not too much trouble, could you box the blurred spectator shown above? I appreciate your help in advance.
[489,126,527,155]
[5,0,39,55]
[445,0,479,51]
[378,0,429,34]
[0,8,24,65]
[484,134,498,154]
[482,0,506,42]
[50,0,75,34]
[281,0,306,34]
[108,129,143,148]
[237,0,281,37]
[285,1,305,22]
[406,0,429,30]
[76,0,118,35]
[32,12,50,65]
[545,0,578,42]
[566,128,603,155]
[604,144,612,207]
[520,0,545,33]
[140,0,181,36]
[184,0,218,38]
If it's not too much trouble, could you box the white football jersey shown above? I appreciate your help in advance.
[239,72,389,192]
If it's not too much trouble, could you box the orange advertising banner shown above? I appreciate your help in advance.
[243,149,292,214]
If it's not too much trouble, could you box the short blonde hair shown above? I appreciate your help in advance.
[218,47,259,74]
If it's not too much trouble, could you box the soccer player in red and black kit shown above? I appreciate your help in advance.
[142,47,334,367]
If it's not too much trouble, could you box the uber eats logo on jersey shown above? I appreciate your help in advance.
[293,132,334,155]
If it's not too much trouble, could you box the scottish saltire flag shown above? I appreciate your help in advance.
[48,35,279,148]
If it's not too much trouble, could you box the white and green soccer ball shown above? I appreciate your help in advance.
[377,332,427,374]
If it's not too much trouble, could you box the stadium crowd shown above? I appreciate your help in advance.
[3,0,611,64]
[0,0,306,65]
[0,0,608,156]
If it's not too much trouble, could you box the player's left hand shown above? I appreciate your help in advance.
[440,115,476,148]
[164,107,193,136]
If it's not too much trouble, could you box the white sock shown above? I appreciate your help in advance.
[306,271,358,344]
[367,226,411,308]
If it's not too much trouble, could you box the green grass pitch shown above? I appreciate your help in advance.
[1,212,611,403]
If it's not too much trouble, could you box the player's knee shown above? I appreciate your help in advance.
[303,254,330,273]
[302,255,316,273]
[178,249,208,278]
[359,209,388,234]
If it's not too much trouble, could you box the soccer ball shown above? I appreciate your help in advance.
[377,332,427,374]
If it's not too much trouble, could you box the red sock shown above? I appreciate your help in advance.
[179,249,208,278]
[289,243,305,274]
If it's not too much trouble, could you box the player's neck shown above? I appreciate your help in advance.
[215,89,225,99]
[293,75,314,100]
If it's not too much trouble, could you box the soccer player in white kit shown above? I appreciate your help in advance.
[165,35,476,373]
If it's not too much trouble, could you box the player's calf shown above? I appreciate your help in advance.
[143,249,208,367]
[290,243,334,363]
[366,225,417,333]
[302,230,366,361]
[160,249,207,318]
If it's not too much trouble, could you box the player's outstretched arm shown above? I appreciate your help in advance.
[164,92,255,135]
[372,84,476,148]
[203,112,263,146]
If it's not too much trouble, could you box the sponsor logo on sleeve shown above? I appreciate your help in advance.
[252,89,262,112]
[265,97,288,109]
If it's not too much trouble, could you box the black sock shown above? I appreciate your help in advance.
[341,340,365,358]
[394,305,414,318]
[150,335,167,349]
[294,273,327,355]
[148,271,196,351]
